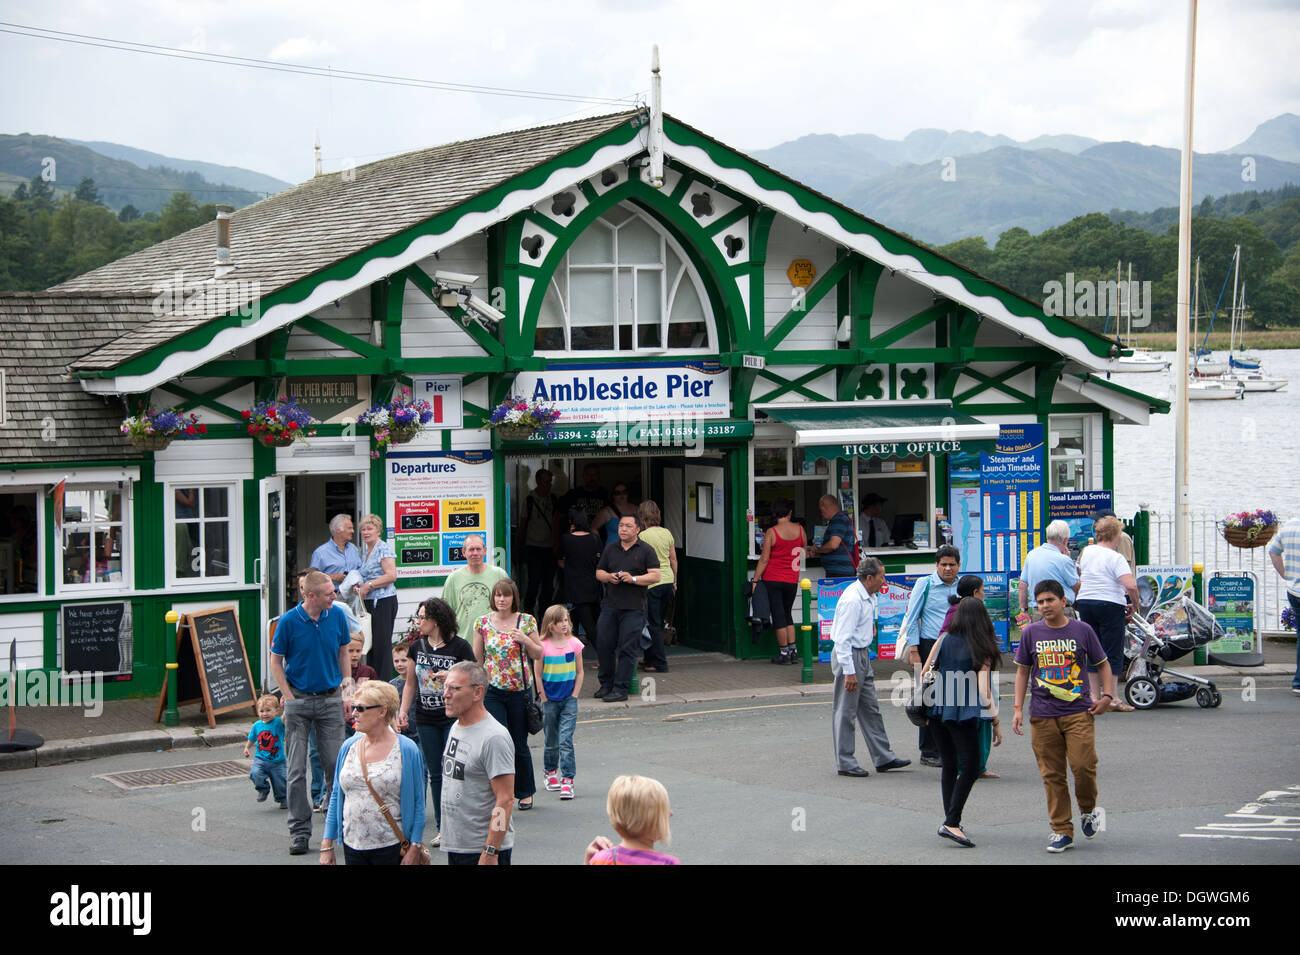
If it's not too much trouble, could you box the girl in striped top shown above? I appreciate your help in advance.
[534,605,585,800]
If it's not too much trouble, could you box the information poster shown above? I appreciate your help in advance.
[979,424,1045,573]
[814,574,923,663]
[967,571,1011,651]
[948,452,983,571]
[1048,490,1114,560]
[386,450,494,577]
[1135,564,1194,619]
[1206,575,1256,655]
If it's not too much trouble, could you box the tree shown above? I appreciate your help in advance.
[118,204,140,223]
[74,178,103,205]
[12,182,28,202]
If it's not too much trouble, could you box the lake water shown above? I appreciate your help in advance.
[1111,349,1299,520]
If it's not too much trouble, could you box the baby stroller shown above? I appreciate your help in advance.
[1122,596,1224,710]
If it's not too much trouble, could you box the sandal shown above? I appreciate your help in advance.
[1110,701,1136,712]
[978,770,1000,779]
[518,798,533,811]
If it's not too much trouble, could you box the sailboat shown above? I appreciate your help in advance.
[1115,261,1170,371]
[1221,247,1287,392]
[1187,258,1242,399]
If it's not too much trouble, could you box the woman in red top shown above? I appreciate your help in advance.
[753,499,807,664]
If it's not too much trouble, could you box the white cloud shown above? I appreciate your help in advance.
[267,36,338,62]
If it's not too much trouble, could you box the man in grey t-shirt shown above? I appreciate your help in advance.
[439,661,516,865]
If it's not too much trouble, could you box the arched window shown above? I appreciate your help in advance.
[535,204,716,354]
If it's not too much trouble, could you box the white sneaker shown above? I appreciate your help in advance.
[560,778,574,800]
[545,771,561,791]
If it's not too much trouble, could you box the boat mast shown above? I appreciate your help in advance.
[1229,244,1241,355]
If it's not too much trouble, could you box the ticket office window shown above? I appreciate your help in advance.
[0,489,41,595]
[752,446,831,554]
[854,456,933,548]
[1049,416,1092,492]
[61,486,129,590]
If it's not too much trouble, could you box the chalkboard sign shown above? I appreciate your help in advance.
[62,602,131,679]
[154,605,256,727]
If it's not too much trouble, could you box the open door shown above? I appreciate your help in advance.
[659,457,729,650]
[258,475,286,691]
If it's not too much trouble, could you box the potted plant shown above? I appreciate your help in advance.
[242,396,317,447]
[483,395,561,442]
[1282,606,1295,633]
[358,388,436,458]
[120,408,206,451]
[1221,509,1278,549]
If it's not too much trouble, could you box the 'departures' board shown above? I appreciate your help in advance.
[154,606,256,727]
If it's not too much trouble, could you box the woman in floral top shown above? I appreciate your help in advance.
[472,578,543,809]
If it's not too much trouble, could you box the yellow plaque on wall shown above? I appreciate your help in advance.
[787,259,816,287]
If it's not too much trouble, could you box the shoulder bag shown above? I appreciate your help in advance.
[903,631,944,728]
[516,614,544,735]
[358,737,431,864]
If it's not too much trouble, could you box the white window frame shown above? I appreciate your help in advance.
[537,204,717,356]
[165,481,242,588]
[1048,414,1093,492]
[750,443,835,558]
[57,483,132,594]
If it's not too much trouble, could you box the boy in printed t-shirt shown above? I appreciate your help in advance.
[243,694,287,808]
[1013,579,1116,854]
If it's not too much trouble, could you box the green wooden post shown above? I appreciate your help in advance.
[164,610,180,726]
[799,578,814,684]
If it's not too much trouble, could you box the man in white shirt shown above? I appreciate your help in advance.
[1266,515,1300,695]
[830,557,911,777]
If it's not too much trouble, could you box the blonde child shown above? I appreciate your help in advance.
[534,604,584,800]
[584,774,679,865]
[243,694,287,808]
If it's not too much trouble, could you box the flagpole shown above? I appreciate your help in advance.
[1174,0,1197,564]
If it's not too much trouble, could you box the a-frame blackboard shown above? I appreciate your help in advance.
[154,606,257,728]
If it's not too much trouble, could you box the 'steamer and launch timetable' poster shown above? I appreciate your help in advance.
[386,450,494,577]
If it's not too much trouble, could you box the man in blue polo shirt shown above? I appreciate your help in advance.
[310,514,361,594]
[900,545,961,766]
[1019,520,1081,620]
[270,570,353,856]
[812,494,857,578]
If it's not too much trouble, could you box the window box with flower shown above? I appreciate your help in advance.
[120,408,206,452]
[358,389,436,459]
[482,396,561,442]
[242,396,317,447]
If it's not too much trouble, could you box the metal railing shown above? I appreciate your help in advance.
[1142,507,1290,635]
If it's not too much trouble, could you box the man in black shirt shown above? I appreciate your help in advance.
[557,464,610,539]
[594,514,661,702]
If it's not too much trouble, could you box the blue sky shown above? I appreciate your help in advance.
[1,0,1296,184]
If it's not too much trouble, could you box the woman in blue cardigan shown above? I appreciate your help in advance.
[321,681,426,864]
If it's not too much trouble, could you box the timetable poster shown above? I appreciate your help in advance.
[978,424,1045,573]
[386,450,494,578]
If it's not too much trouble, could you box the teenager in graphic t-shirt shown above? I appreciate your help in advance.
[1012,579,1115,854]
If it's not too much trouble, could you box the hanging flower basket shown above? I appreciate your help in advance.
[243,396,317,448]
[1221,510,1277,549]
[495,423,537,441]
[358,389,436,458]
[483,396,560,443]
[120,408,205,452]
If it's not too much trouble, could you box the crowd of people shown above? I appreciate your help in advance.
[256,471,680,864]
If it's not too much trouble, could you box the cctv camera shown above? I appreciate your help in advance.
[464,293,505,324]
[433,270,479,286]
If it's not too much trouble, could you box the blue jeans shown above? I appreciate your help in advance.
[250,757,286,802]
[415,721,452,830]
[484,686,536,799]
[644,584,672,670]
[542,697,578,779]
[1290,594,1300,689]
[308,724,324,804]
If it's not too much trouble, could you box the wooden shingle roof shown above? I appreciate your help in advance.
[58,111,641,372]
[0,293,158,462]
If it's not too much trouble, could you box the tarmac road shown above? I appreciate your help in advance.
[1,676,1296,869]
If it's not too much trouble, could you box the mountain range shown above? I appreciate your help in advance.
[751,114,1300,244]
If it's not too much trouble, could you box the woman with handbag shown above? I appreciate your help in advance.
[355,513,399,681]
[321,681,427,865]
[753,499,806,664]
[922,596,1001,848]
[472,578,543,810]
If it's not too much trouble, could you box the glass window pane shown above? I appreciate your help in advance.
[176,523,200,578]
[175,488,199,519]
[618,217,662,265]
[617,268,634,332]
[64,490,89,524]
[569,224,613,265]
[94,528,122,583]
[571,323,613,350]
[570,270,613,325]
[202,487,228,518]
[637,269,663,331]
[65,530,90,584]
[204,521,230,577]
[94,489,122,523]
[755,447,788,476]
[669,274,705,325]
